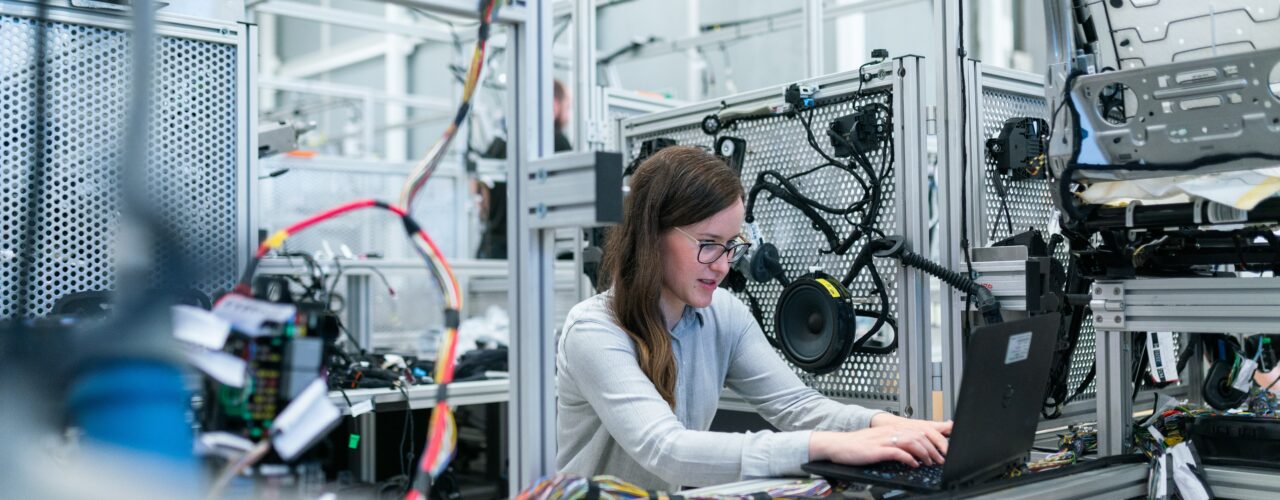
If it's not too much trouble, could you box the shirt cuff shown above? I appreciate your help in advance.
[740,430,813,479]
[850,409,889,431]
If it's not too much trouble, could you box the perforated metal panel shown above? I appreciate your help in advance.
[622,62,928,406]
[1,14,244,318]
[257,158,462,260]
[976,79,1100,402]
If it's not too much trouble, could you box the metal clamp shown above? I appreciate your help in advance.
[1090,282,1126,329]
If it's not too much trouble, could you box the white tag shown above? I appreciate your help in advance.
[1232,358,1258,393]
[1153,455,1168,499]
[1146,332,1180,383]
[350,400,374,418]
[183,345,247,388]
[172,305,231,349]
[213,294,296,336]
[1169,443,1210,500]
[1205,201,1247,224]
[196,431,255,458]
[742,221,764,245]
[271,378,342,461]
[1147,425,1166,446]
[1005,332,1033,364]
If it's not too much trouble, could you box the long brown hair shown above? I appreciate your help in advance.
[599,146,744,408]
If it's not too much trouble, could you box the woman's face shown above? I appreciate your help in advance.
[659,199,746,311]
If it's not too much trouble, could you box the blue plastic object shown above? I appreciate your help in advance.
[67,360,198,486]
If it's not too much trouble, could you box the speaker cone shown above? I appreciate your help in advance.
[775,272,855,374]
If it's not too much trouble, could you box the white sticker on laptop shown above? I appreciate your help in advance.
[1005,332,1033,364]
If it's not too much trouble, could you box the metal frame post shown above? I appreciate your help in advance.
[1094,328,1132,457]
[896,55,932,418]
[508,0,555,495]
[934,0,972,421]
[802,0,824,78]
[572,0,604,151]
[346,275,373,350]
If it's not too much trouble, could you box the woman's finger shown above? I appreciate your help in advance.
[924,428,949,456]
[898,436,933,465]
[881,446,918,468]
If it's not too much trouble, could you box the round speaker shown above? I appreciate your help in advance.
[1203,357,1250,411]
[775,272,855,374]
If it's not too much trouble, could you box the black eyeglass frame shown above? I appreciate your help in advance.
[673,226,753,264]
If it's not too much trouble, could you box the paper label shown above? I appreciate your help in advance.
[350,400,374,418]
[1206,201,1248,224]
[172,305,231,350]
[271,378,342,461]
[1232,358,1258,393]
[814,278,841,298]
[742,222,763,245]
[1147,331,1180,383]
[198,431,255,455]
[213,294,296,335]
[1154,455,1168,499]
[1169,443,1211,500]
[183,345,247,388]
[1005,332,1033,364]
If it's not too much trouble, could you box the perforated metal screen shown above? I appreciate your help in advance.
[977,83,1099,401]
[625,80,908,402]
[1,15,243,318]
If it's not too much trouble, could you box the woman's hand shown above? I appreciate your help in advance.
[809,414,953,467]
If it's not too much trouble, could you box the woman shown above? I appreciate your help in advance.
[556,146,951,490]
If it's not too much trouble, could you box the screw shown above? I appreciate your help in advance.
[1113,287,1121,295]
[1095,315,1104,322]
[1113,315,1122,323]
[1095,287,1103,295]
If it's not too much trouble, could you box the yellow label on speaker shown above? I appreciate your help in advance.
[814,278,841,298]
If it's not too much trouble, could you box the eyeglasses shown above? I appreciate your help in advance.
[673,226,752,264]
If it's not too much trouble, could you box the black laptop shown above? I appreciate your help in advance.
[803,313,1061,492]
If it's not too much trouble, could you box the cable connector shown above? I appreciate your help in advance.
[444,308,460,330]
[784,83,816,111]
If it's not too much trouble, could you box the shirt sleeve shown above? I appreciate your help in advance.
[559,319,813,487]
[722,297,886,433]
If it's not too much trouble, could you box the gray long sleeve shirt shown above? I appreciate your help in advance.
[556,288,884,490]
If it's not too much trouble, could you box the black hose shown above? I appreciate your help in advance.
[898,250,980,296]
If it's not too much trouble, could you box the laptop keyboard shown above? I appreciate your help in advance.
[862,461,944,487]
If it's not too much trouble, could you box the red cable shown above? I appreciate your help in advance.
[233,197,465,498]
[254,199,380,258]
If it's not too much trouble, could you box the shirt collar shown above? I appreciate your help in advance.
[669,305,704,337]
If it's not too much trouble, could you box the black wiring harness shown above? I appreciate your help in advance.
[723,77,900,362]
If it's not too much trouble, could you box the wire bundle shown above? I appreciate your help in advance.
[1247,385,1280,416]
[516,474,830,500]
[396,2,505,496]
[224,199,462,496]
[398,0,501,213]
[1025,425,1098,473]
[738,90,897,347]
[1132,405,1214,459]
